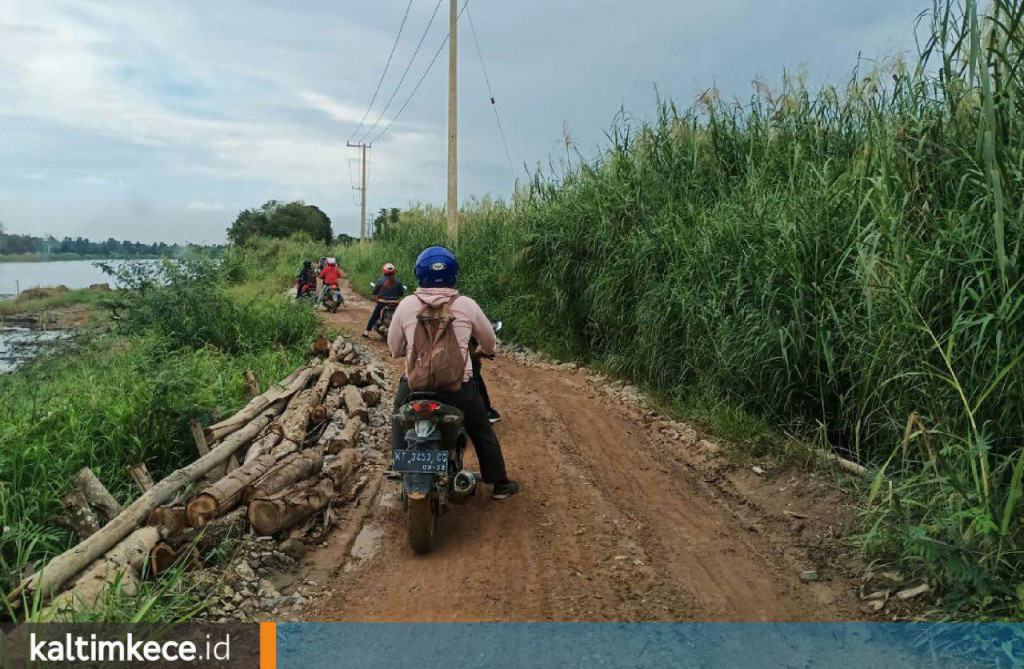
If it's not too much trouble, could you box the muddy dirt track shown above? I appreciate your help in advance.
[305,288,865,622]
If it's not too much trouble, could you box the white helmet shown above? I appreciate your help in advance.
[327,257,337,265]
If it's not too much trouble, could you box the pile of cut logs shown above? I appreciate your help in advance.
[11,335,385,620]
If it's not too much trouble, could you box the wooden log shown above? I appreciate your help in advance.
[311,388,345,424]
[244,370,261,399]
[73,467,122,522]
[361,384,382,407]
[130,464,155,492]
[190,420,225,483]
[330,340,353,361]
[343,385,369,422]
[160,507,248,554]
[186,453,278,528]
[61,488,101,539]
[243,449,325,504]
[311,337,331,357]
[315,409,347,448]
[247,451,362,536]
[329,368,350,387]
[266,365,334,447]
[204,366,318,442]
[328,416,366,454]
[10,407,280,606]
[41,527,160,620]
[148,543,199,576]
[146,506,188,536]
[242,430,283,465]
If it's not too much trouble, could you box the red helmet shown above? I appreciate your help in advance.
[382,262,396,276]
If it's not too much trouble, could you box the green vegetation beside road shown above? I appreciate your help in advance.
[339,0,1024,618]
[0,239,326,619]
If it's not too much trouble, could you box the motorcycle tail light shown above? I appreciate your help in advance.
[410,401,440,415]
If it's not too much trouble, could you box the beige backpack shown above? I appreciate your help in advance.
[408,295,466,392]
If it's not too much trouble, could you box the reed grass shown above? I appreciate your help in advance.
[339,0,1024,617]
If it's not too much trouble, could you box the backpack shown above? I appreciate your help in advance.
[408,295,466,393]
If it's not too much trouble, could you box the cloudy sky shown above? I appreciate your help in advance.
[0,0,929,243]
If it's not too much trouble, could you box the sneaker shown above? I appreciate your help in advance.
[492,480,520,500]
[362,331,371,339]
[487,408,502,424]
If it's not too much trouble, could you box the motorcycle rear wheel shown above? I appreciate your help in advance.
[329,301,340,313]
[407,495,436,554]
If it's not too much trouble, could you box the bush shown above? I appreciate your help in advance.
[103,257,319,354]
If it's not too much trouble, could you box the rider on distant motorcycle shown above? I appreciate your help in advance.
[296,259,316,297]
[316,258,344,305]
[387,246,520,499]
[363,262,406,339]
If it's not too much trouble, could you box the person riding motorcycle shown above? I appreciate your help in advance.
[387,246,520,499]
[318,257,343,288]
[296,259,316,297]
[363,262,406,338]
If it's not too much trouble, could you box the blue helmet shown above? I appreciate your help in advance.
[414,246,459,287]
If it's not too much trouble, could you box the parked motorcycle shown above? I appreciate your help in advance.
[320,283,345,313]
[389,321,503,553]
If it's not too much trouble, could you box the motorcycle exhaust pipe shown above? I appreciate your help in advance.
[449,470,477,505]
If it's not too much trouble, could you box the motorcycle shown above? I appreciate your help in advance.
[369,280,406,338]
[389,322,503,553]
[296,281,317,300]
[320,283,345,313]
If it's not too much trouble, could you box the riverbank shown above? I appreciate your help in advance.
[0,239,329,620]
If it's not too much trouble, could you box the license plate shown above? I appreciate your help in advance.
[393,449,449,474]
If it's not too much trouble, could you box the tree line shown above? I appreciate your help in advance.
[0,223,205,258]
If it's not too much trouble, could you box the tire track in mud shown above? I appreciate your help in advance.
[301,287,864,622]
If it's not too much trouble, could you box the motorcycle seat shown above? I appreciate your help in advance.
[407,391,448,403]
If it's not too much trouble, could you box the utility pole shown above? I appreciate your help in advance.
[347,142,371,242]
[446,0,458,240]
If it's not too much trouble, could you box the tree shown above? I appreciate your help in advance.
[372,207,401,241]
[227,201,333,245]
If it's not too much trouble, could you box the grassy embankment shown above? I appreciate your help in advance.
[0,287,110,318]
[339,1,1024,618]
[0,236,329,620]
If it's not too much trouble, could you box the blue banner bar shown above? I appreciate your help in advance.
[276,623,1023,668]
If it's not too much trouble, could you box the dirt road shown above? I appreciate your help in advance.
[305,289,864,622]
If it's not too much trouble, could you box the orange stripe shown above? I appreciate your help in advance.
[260,622,277,669]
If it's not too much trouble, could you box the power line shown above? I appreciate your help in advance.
[357,0,446,144]
[369,0,470,145]
[347,0,416,143]
[466,5,515,177]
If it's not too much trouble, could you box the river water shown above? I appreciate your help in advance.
[0,260,132,372]
[0,259,126,297]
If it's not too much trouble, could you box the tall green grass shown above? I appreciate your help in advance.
[339,0,1024,617]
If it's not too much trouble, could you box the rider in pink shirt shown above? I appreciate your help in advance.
[386,246,519,500]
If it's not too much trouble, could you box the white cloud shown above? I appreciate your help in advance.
[185,201,226,211]
[301,91,383,126]
[79,175,106,185]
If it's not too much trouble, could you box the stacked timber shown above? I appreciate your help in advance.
[10,334,384,620]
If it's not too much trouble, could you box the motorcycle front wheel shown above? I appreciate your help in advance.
[407,494,436,554]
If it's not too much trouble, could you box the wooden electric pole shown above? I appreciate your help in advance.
[347,141,371,241]
[446,0,458,240]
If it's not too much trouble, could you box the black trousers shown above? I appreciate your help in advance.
[471,354,493,412]
[392,377,508,484]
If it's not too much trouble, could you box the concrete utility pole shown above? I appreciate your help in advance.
[446,0,458,240]
[347,142,371,241]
